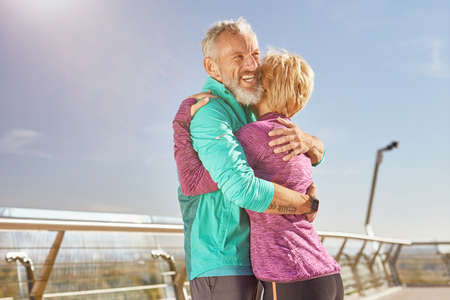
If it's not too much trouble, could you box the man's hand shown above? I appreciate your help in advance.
[188,91,216,117]
[268,117,313,161]
[305,183,318,223]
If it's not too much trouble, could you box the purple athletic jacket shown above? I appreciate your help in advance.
[235,112,340,282]
[173,99,340,282]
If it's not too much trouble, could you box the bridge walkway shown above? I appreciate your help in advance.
[351,287,450,300]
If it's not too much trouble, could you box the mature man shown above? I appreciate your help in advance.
[173,18,324,300]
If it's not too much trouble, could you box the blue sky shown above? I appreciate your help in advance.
[0,0,449,241]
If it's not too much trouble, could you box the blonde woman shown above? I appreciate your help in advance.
[234,50,343,300]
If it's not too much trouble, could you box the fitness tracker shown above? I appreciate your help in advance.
[310,196,319,213]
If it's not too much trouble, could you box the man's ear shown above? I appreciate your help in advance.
[203,57,222,82]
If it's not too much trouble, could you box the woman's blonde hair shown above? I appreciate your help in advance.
[261,49,315,117]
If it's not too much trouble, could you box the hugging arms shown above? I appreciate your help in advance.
[173,92,323,217]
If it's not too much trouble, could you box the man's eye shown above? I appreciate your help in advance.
[234,55,243,61]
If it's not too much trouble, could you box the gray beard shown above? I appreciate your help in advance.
[224,79,263,106]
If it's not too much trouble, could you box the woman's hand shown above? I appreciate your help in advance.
[188,91,216,117]
[305,183,318,223]
[268,117,313,161]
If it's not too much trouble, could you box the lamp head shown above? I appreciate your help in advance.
[385,141,399,151]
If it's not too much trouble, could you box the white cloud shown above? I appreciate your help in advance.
[424,38,449,79]
[386,36,449,79]
[396,36,450,79]
[0,129,52,159]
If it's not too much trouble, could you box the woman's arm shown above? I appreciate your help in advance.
[235,123,318,215]
[173,97,218,196]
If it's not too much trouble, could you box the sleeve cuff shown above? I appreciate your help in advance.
[173,98,197,124]
[312,149,325,167]
[247,179,274,213]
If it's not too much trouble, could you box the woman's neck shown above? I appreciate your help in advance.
[255,97,272,118]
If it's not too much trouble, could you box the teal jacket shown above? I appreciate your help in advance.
[178,77,274,280]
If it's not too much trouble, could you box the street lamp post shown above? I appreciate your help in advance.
[365,141,399,235]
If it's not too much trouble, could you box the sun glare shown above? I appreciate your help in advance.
[12,0,80,14]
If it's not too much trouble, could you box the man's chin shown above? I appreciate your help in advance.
[223,77,263,105]
[238,85,259,94]
[233,85,263,106]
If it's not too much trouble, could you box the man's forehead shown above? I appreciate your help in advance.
[216,31,259,54]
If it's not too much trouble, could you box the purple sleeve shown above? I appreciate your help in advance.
[172,98,218,196]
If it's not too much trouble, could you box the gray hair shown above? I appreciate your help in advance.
[201,17,256,59]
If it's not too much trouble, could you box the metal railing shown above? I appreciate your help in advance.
[0,218,185,300]
[396,241,450,287]
[317,231,411,295]
[0,217,418,299]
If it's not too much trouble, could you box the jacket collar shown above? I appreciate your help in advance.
[202,76,257,124]
[202,76,234,102]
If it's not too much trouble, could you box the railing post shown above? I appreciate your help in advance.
[335,238,348,263]
[152,250,185,300]
[369,242,383,268]
[380,244,395,286]
[442,253,450,279]
[352,240,367,296]
[367,242,384,288]
[175,267,188,300]
[388,244,403,286]
[30,231,65,300]
[5,252,35,299]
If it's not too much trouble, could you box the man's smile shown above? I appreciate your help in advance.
[240,73,258,87]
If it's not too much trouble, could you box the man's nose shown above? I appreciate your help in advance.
[243,55,259,71]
